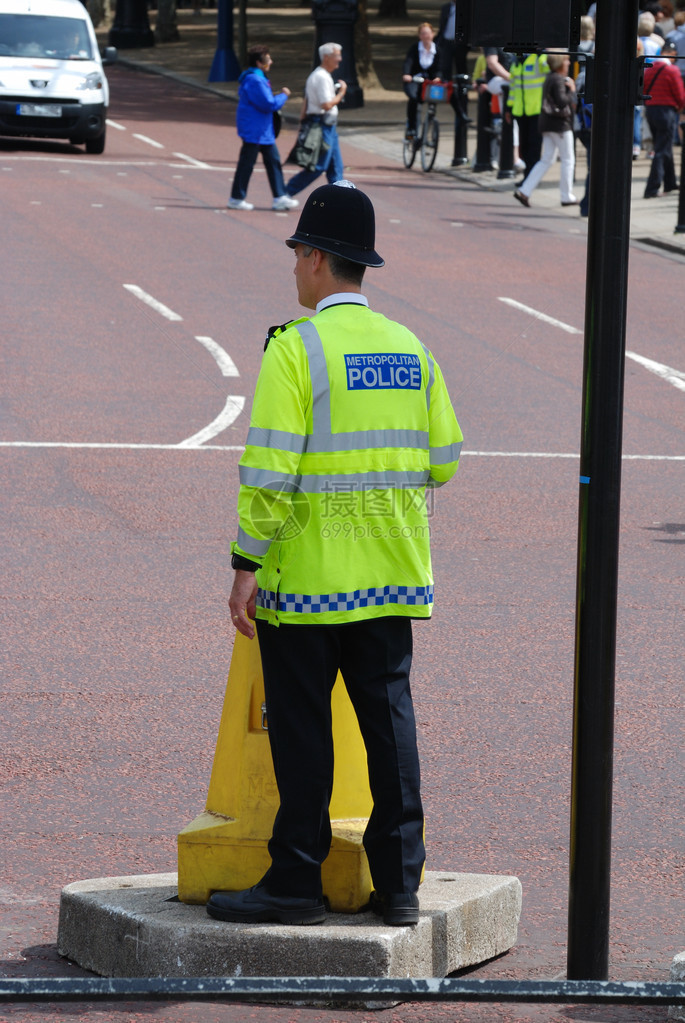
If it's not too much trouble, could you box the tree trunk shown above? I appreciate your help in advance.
[377,0,407,18]
[86,0,105,27]
[155,0,180,42]
[354,0,383,90]
[238,0,248,67]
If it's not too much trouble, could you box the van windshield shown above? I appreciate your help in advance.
[0,14,93,60]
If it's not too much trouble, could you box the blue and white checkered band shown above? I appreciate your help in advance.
[256,584,434,614]
[344,353,422,391]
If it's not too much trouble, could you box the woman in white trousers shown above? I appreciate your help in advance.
[514,53,577,207]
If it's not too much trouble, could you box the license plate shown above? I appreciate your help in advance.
[16,103,62,117]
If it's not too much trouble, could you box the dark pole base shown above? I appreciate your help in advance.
[341,84,364,109]
[108,26,154,47]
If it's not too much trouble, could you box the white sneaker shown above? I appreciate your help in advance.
[227,198,254,210]
[272,195,299,211]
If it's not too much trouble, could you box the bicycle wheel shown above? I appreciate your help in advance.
[420,116,439,172]
[403,131,417,169]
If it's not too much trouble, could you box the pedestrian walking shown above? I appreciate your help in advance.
[514,52,577,208]
[206,181,463,927]
[285,43,346,197]
[228,44,299,212]
[643,40,685,198]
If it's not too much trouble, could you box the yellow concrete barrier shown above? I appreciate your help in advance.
[178,630,373,912]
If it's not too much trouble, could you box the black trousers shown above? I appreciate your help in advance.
[255,616,425,899]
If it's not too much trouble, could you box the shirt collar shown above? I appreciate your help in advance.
[316,292,369,313]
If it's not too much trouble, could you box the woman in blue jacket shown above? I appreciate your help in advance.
[228,45,299,212]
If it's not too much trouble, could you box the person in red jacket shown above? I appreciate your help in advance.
[643,41,685,198]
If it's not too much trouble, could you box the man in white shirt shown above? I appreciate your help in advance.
[286,43,347,196]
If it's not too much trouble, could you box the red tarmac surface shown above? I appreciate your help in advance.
[1,10,684,1022]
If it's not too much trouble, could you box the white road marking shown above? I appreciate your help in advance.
[626,350,685,392]
[132,133,164,149]
[194,336,239,377]
[173,152,211,169]
[0,441,245,451]
[499,296,685,392]
[1,442,682,460]
[123,284,182,321]
[177,395,246,447]
[497,297,582,335]
[106,119,126,131]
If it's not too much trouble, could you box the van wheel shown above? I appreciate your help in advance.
[85,128,106,155]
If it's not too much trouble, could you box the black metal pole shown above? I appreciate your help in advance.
[473,87,494,171]
[675,119,685,233]
[567,0,638,982]
[451,74,470,166]
[497,83,515,178]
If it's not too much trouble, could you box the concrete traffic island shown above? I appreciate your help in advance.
[57,870,522,996]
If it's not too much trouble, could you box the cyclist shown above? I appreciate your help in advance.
[402,23,444,138]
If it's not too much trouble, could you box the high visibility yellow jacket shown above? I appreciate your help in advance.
[507,53,549,117]
[233,299,463,626]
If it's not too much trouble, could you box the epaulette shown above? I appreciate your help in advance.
[264,318,308,351]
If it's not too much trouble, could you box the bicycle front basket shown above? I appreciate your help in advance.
[421,81,453,102]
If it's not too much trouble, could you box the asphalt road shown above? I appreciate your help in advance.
[0,65,683,1023]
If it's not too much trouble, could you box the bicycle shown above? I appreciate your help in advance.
[403,77,454,172]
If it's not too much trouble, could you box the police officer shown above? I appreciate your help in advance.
[206,182,463,928]
[506,51,548,176]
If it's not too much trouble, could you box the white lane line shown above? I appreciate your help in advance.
[626,350,685,393]
[1,442,683,460]
[195,336,239,377]
[132,133,164,149]
[0,155,158,166]
[107,118,126,131]
[497,297,582,335]
[0,441,245,450]
[177,396,246,447]
[123,284,182,321]
[500,296,685,392]
[463,451,685,460]
[173,152,211,169]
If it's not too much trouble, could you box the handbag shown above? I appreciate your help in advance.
[272,109,282,139]
[542,94,572,118]
[287,120,328,171]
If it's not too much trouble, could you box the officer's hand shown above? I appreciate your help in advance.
[229,570,258,640]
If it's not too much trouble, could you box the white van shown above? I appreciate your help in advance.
[0,0,115,154]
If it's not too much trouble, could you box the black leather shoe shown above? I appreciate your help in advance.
[206,882,326,925]
[370,890,419,926]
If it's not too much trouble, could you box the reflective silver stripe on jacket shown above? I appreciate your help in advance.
[237,526,271,557]
[430,441,463,464]
[240,466,430,492]
[247,425,430,454]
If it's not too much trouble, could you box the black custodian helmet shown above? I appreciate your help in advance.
[285,181,384,268]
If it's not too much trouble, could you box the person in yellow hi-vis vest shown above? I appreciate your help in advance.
[507,51,549,176]
[206,181,463,928]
